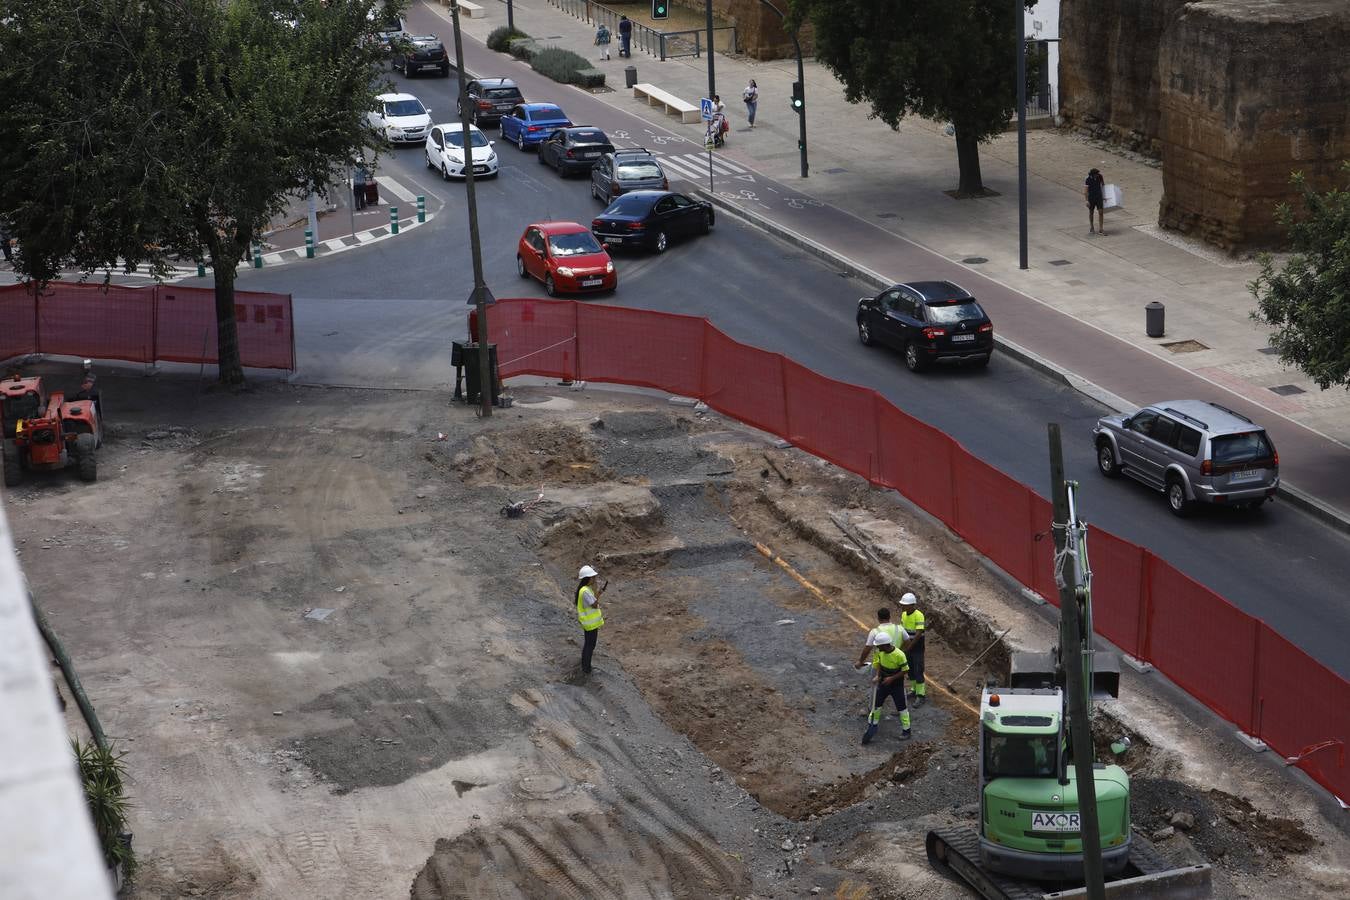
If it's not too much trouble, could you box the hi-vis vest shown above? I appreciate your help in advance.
[901,608,925,640]
[577,585,604,631]
[874,622,906,646]
[874,647,909,676]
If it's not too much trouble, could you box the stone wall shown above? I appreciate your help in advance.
[672,0,813,59]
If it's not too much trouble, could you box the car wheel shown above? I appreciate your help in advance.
[537,148,548,165]
[440,66,450,78]
[700,210,713,234]
[544,275,557,296]
[517,133,527,151]
[904,340,927,372]
[1096,440,1120,478]
[857,318,873,346]
[1166,477,1193,518]
[653,231,668,253]
[516,255,529,279]
[591,181,600,201]
[442,163,452,181]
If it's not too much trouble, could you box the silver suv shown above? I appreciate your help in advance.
[1093,400,1279,516]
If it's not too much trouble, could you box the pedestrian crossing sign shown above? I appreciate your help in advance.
[700,98,713,121]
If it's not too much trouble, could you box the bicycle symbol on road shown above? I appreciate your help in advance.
[643,129,689,146]
[784,197,825,210]
[719,189,759,203]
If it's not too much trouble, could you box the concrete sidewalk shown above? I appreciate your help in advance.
[439,0,1350,525]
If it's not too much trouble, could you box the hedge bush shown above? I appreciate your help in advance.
[531,47,605,89]
[507,38,539,62]
[486,26,526,52]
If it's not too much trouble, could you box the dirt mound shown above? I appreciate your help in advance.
[453,423,612,486]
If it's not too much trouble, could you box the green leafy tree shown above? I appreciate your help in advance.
[789,0,1034,196]
[1250,164,1350,390]
[0,0,393,385]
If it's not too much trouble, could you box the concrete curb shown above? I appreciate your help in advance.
[695,187,1350,536]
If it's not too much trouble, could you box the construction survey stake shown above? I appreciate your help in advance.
[1030,811,1081,832]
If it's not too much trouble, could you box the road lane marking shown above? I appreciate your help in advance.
[376,176,419,203]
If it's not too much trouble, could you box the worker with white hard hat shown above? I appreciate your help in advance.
[855,606,909,671]
[576,564,606,675]
[899,591,928,706]
[863,630,911,743]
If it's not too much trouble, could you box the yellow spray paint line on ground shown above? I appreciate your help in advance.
[753,540,981,719]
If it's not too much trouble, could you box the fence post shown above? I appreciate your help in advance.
[1249,624,1265,741]
[947,439,961,534]
[1137,551,1154,662]
[417,195,426,223]
[390,206,399,235]
[304,228,315,259]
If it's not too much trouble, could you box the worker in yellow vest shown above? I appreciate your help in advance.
[863,631,911,743]
[576,565,605,674]
[900,591,927,706]
[855,607,909,671]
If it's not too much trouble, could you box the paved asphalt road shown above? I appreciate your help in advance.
[227,43,1350,679]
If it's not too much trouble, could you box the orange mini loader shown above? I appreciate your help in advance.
[1,360,104,487]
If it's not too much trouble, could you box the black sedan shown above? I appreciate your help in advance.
[591,191,714,253]
[392,34,450,78]
[538,126,614,176]
[856,281,994,371]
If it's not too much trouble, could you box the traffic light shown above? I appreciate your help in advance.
[791,81,805,113]
[652,0,668,19]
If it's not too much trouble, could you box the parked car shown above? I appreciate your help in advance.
[537,126,614,176]
[1093,400,1279,516]
[392,34,450,77]
[458,78,525,127]
[591,190,713,253]
[498,103,571,151]
[590,148,668,203]
[856,281,993,371]
[367,93,432,145]
[517,222,617,296]
[425,122,498,180]
[366,5,405,47]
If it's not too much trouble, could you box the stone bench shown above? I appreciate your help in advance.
[632,83,700,124]
[439,0,483,16]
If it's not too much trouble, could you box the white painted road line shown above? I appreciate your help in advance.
[376,176,419,204]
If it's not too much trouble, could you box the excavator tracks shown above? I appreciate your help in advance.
[926,828,1212,900]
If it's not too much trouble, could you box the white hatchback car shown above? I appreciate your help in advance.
[425,123,499,180]
[368,93,431,145]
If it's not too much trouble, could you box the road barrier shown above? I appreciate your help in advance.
[478,297,1350,805]
[0,282,296,371]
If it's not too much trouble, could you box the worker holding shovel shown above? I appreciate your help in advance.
[576,565,606,675]
[862,632,911,744]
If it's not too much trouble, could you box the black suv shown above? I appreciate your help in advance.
[392,34,450,78]
[458,78,525,127]
[856,281,994,371]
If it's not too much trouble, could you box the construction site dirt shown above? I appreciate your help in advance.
[7,370,1347,900]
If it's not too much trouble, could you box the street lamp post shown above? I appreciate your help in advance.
[1016,2,1028,270]
[451,0,495,417]
[704,0,715,101]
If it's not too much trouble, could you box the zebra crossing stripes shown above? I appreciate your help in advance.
[656,152,751,182]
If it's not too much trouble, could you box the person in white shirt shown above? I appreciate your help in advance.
[855,607,908,671]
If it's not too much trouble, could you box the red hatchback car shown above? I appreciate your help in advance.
[516,221,617,296]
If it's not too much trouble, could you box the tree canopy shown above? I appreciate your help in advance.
[0,0,393,384]
[1250,164,1350,391]
[789,0,1035,195]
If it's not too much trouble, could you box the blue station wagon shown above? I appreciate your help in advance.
[499,103,572,150]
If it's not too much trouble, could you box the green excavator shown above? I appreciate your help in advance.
[926,427,1212,899]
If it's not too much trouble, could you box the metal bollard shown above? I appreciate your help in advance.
[197,261,206,278]
[417,195,426,223]
[390,206,399,235]
[252,243,263,268]
[305,228,315,259]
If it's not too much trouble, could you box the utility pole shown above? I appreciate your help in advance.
[1047,424,1106,900]
[451,0,494,417]
[1016,1,1028,270]
[507,0,514,32]
[704,0,715,101]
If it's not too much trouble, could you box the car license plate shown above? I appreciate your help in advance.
[1230,469,1261,483]
[603,237,619,245]
[1030,811,1080,832]
[581,277,603,287]
[583,151,599,158]
[951,334,976,342]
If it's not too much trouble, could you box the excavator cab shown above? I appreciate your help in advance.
[1,374,46,438]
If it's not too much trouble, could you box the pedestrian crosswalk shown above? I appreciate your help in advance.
[650,151,753,183]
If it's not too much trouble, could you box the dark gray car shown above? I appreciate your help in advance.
[1093,400,1280,516]
[458,78,524,127]
[590,149,668,204]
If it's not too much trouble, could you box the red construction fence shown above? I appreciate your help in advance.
[0,283,296,370]
[481,298,1350,804]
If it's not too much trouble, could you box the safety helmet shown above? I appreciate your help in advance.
[578,565,598,579]
[871,631,894,647]
[900,592,918,606]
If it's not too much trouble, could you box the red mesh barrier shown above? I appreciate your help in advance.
[0,286,36,361]
[0,283,294,370]
[701,326,788,438]
[483,299,579,380]
[951,450,1037,586]
[577,304,705,397]
[1254,626,1350,802]
[1083,529,1147,658]
[780,359,879,480]
[874,402,956,525]
[1145,560,1258,733]
[34,283,156,363]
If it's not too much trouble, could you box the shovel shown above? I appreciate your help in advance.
[861,677,880,745]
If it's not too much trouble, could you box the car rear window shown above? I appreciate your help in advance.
[925,301,984,324]
[617,162,663,179]
[607,194,655,215]
[531,106,565,119]
[484,88,520,99]
[570,130,607,143]
[1211,431,1275,465]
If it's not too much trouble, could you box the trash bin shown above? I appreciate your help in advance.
[1145,301,1165,338]
[625,65,638,89]
[461,342,500,406]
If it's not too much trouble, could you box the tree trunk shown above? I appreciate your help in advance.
[954,125,985,197]
[209,250,245,386]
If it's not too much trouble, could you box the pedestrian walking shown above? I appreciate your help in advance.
[900,591,928,706]
[1084,167,1106,235]
[618,15,632,58]
[862,631,911,744]
[353,165,371,211]
[742,79,758,128]
[855,607,909,671]
[595,22,612,60]
[576,564,605,674]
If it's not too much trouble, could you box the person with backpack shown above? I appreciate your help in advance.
[595,22,612,61]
